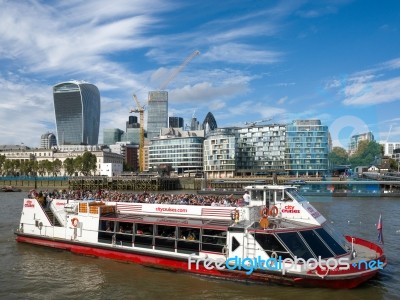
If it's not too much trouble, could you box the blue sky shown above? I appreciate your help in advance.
[1,0,400,149]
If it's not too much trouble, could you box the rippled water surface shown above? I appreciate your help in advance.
[0,192,398,299]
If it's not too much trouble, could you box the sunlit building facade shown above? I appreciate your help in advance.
[148,128,204,174]
[53,81,100,145]
[147,91,168,140]
[285,120,329,176]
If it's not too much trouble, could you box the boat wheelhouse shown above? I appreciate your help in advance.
[15,185,386,289]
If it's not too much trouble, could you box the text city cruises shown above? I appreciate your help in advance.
[15,185,386,289]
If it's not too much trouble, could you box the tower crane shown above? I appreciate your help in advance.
[130,94,145,172]
[244,119,272,127]
[158,50,200,90]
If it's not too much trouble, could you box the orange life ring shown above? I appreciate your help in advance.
[268,206,279,217]
[71,217,79,227]
[260,207,268,217]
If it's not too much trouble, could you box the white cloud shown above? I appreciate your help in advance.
[343,76,400,105]
[203,43,282,65]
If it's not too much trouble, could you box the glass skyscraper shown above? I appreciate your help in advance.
[53,81,100,145]
[147,91,168,140]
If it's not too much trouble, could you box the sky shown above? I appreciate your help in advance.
[1,0,400,149]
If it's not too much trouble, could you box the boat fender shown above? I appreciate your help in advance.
[268,206,279,217]
[71,217,79,227]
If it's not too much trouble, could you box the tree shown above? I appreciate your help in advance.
[81,151,97,176]
[349,140,382,167]
[63,158,75,176]
[52,159,62,176]
[0,155,6,174]
[328,147,349,167]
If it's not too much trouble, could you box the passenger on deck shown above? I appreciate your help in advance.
[243,191,250,206]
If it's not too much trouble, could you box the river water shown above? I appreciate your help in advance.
[0,192,398,300]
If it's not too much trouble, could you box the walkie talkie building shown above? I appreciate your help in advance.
[53,81,100,145]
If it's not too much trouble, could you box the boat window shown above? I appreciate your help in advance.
[118,222,133,234]
[322,223,350,251]
[251,233,292,260]
[134,223,153,248]
[98,221,115,245]
[156,225,176,238]
[202,229,226,253]
[277,232,314,260]
[251,190,263,201]
[299,230,333,259]
[116,222,133,247]
[177,227,200,255]
[178,227,200,241]
[286,189,306,202]
[315,228,347,256]
[136,223,154,235]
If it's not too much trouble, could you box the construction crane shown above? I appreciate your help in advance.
[158,50,200,90]
[244,119,272,127]
[130,94,145,172]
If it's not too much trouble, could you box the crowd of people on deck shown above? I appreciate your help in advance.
[28,189,247,207]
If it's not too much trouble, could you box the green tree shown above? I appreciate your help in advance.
[63,158,75,176]
[74,155,83,176]
[37,160,47,176]
[52,159,62,176]
[328,147,349,167]
[349,140,382,167]
[0,155,6,174]
[81,151,97,176]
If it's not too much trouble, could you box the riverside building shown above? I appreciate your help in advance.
[285,120,329,176]
[148,128,204,174]
[53,81,100,145]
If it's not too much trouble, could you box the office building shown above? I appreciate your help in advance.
[53,81,100,145]
[40,132,57,149]
[169,117,184,128]
[147,91,168,140]
[103,129,124,146]
[148,128,204,174]
[202,112,218,134]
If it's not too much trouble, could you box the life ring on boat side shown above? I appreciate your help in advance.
[268,206,279,217]
[260,207,268,217]
[71,218,79,227]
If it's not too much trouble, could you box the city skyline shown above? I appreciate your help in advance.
[1,1,400,148]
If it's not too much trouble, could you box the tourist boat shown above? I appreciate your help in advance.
[14,185,386,289]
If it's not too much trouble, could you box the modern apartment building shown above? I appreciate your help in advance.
[148,128,204,174]
[349,132,374,155]
[147,91,168,140]
[236,124,287,176]
[380,142,400,156]
[203,128,237,178]
[285,120,329,176]
[53,81,100,145]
